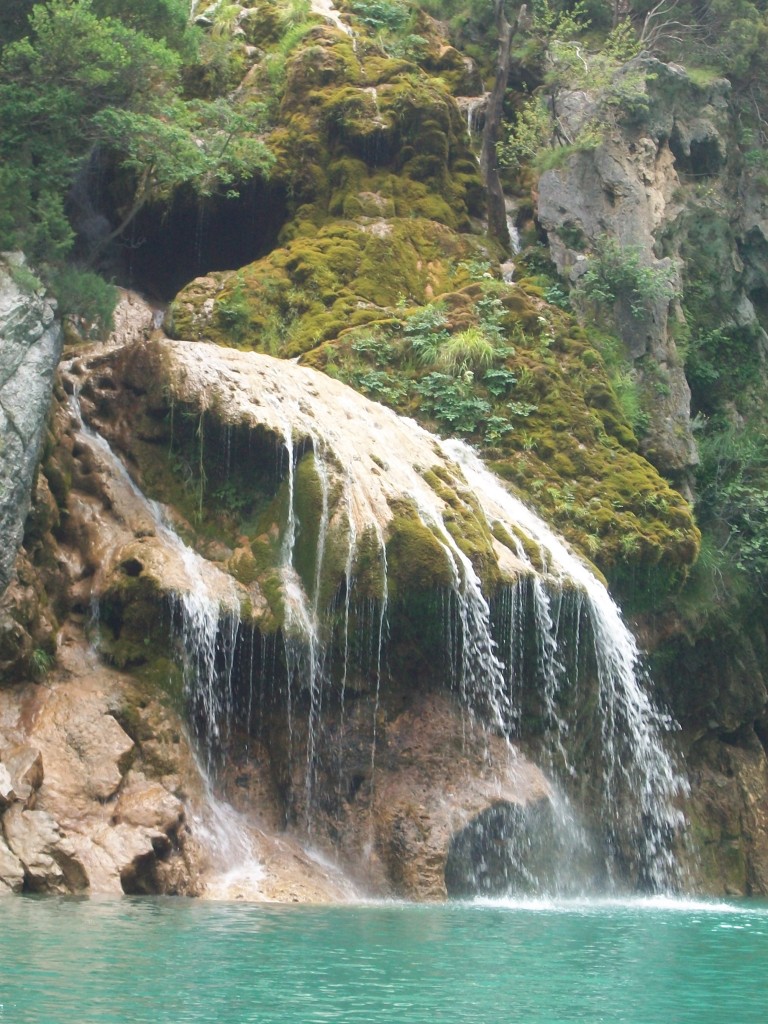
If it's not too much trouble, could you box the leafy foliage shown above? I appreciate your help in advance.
[50,266,119,337]
[697,418,768,588]
[414,372,492,434]
[575,236,679,319]
[348,0,410,32]
[0,0,272,293]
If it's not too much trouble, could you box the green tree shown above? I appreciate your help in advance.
[91,98,273,253]
[0,0,271,272]
[0,0,182,261]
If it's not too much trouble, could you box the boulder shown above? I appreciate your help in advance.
[0,762,15,808]
[113,771,185,834]
[3,804,88,894]
[2,744,43,807]
[0,833,24,893]
[370,694,555,899]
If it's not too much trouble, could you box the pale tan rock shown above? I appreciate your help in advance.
[114,771,185,833]
[0,833,24,892]
[0,762,16,808]
[370,694,552,899]
[3,804,88,894]
[0,638,209,896]
[2,744,43,807]
[63,820,159,895]
[25,686,134,808]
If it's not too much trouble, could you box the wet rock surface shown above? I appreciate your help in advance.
[0,275,765,899]
[0,304,550,901]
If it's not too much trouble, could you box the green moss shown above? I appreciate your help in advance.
[161,15,699,606]
[422,466,501,587]
[351,525,387,600]
[133,658,185,706]
[491,522,544,575]
[385,500,454,599]
[260,569,287,633]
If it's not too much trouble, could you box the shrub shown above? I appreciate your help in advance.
[576,236,678,319]
[50,267,119,339]
[437,326,496,373]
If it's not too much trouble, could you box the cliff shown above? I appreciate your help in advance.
[2,1,768,898]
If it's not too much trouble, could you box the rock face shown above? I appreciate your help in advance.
[0,303,573,900]
[0,634,206,895]
[537,60,737,485]
[0,254,62,595]
[3,17,768,903]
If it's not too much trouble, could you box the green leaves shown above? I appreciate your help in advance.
[348,0,410,32]
[91,99,273,206]
[575,236,679,319]
[414,372,492,434]
[0,0,181,259]
[697,420,768,587]
[0,1,272,269]
[49,266,119,337]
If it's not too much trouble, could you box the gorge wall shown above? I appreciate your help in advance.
[2,0,768,899]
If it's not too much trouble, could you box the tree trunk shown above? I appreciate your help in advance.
[480,2,522,251]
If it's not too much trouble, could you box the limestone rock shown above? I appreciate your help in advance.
[535,62,727,479]
[114,771,185,834]
[2,744,44,807]
[0,637,210,897]
[370,695,554,899]
[0,833,24,893]
[0,253,62,596]
[0,762,15,808]
[3,804,88,894]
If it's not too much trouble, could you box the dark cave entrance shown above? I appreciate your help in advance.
[70,150,291,302]
[118,179,290,301]
[669,129,723,178]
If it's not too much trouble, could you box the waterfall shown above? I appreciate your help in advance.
[421,510,509,731]
[172,340,688,890]
[504,196,521,256]
[456,94,491,138]
[67,337,688,895]
[63,379,271,889]
[69,392,242,761]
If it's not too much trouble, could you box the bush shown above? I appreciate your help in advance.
[50,266,119,339]
[348,0,410,32]
[414,372,491,434]
[437,326,497,373]
[576,235,678,319]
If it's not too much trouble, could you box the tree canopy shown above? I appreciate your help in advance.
[0,1,271,278]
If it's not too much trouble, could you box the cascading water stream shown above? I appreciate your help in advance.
[63,377,267,884]
[67,332,690,896]
[441,438,687,890]
[418,506,509,731]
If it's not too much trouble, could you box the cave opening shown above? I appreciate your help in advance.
[669,129,723,178]
[69,149,291,303]
[115,179,290,301]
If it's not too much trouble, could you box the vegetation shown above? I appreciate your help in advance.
[5,0,765,605]
[0,0,272,331]
[575,236,679,320]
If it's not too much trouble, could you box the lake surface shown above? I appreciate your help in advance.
[0,895,766,1023]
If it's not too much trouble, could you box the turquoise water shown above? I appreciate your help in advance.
[0,896,766,1024]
